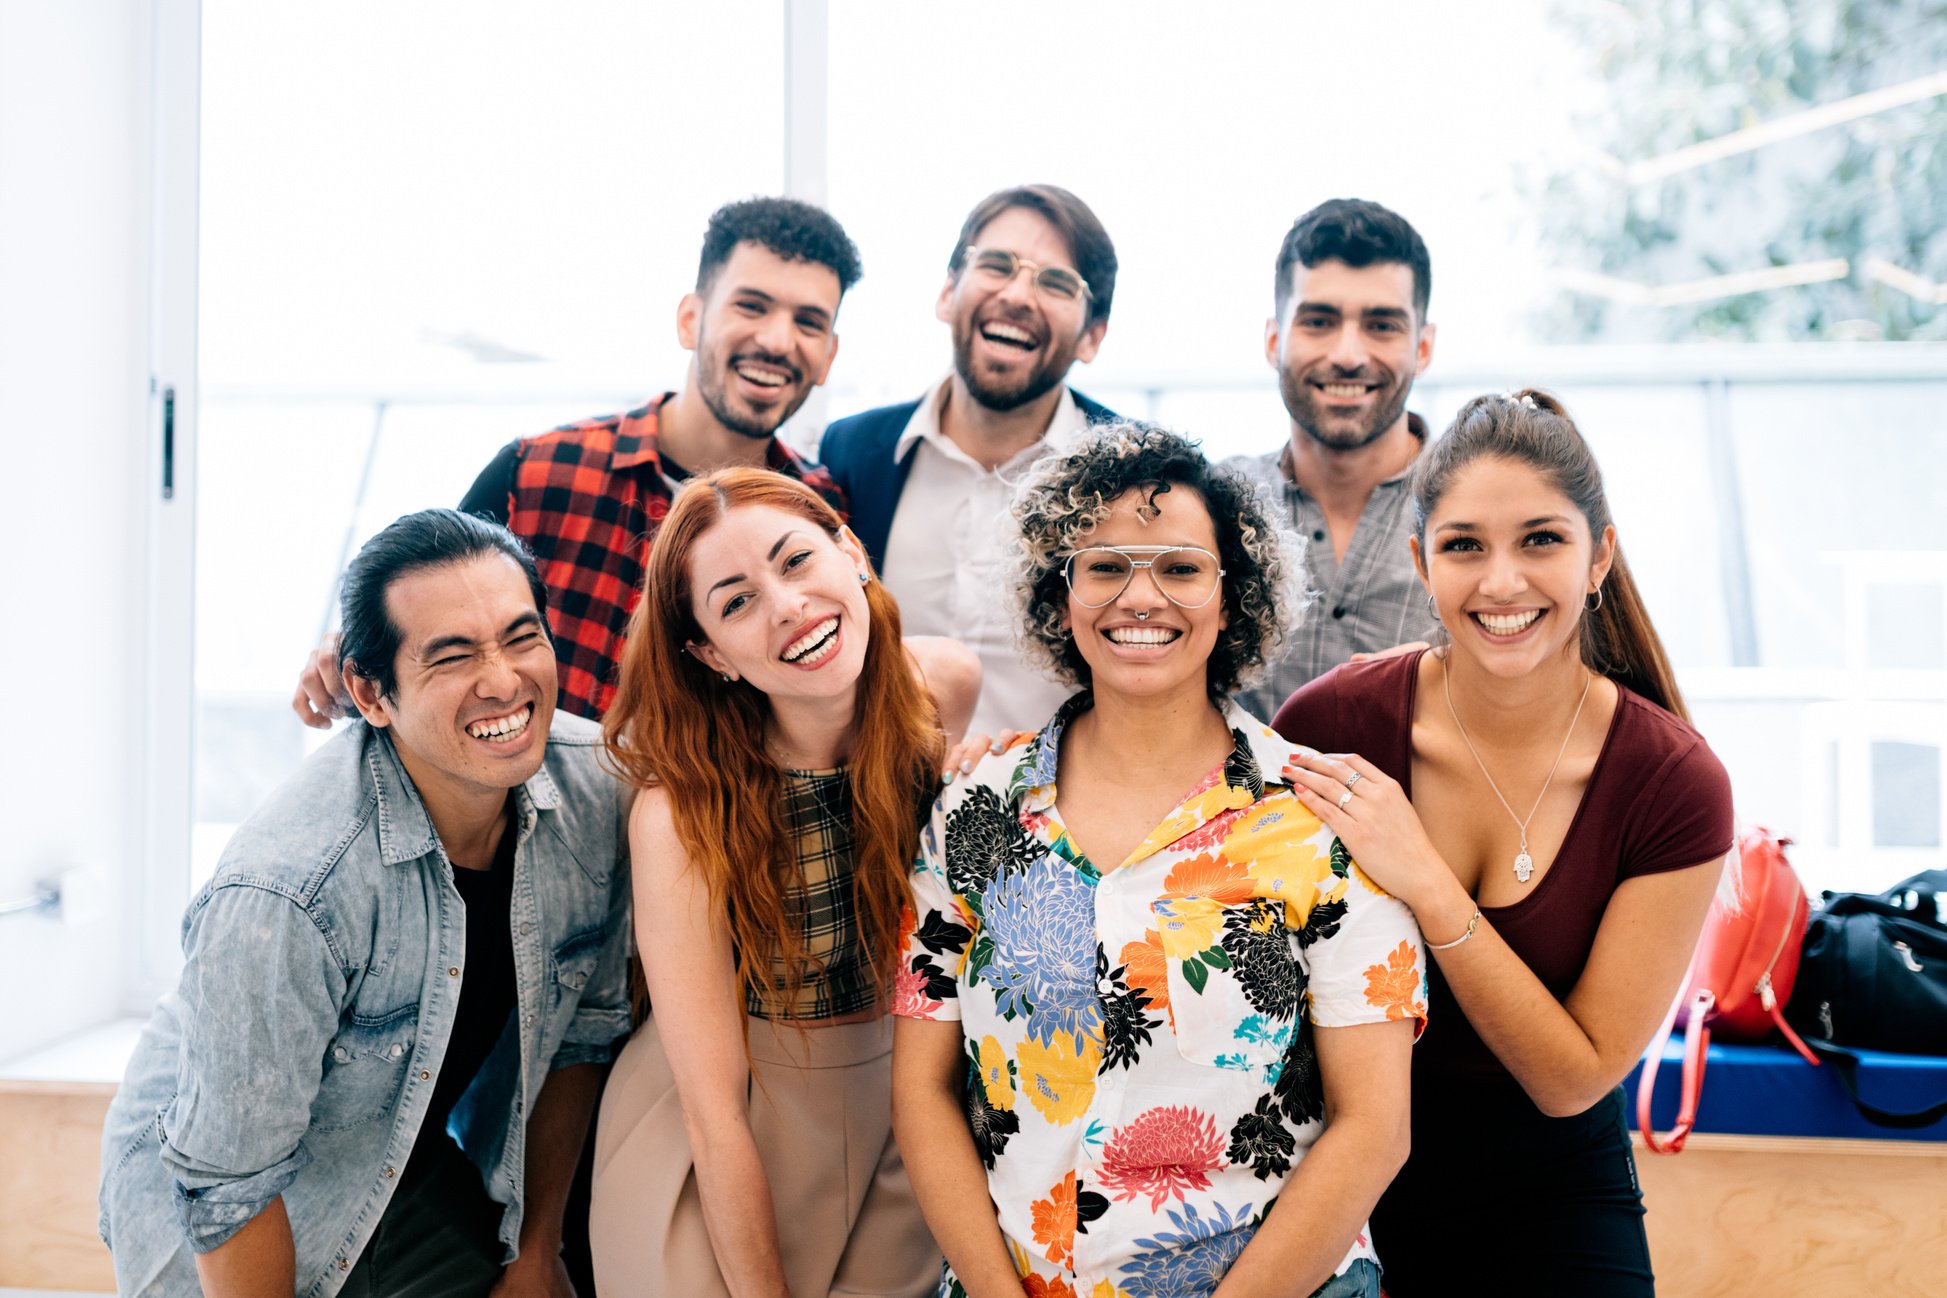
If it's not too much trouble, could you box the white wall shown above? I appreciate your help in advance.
[0,2,157,1060]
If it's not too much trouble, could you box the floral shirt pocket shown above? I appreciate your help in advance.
[1153,890,1301,1076]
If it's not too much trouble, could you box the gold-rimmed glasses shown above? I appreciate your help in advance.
[1062,546,1225,609]
[962,246,1093,302]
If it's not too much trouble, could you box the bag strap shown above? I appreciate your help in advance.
[1639,989,1713,1154]
[1806,1040,1947,1129]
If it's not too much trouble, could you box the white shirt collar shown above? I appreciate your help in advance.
[892,373,1088,470]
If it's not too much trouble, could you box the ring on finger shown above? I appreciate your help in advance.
[1337,789,1354,810]
[1344,771,1362,790]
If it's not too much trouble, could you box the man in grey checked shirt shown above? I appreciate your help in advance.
[1228,198,1442,720]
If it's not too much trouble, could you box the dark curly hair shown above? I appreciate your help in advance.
[697,196,863,295]
[1012,422,1300,700]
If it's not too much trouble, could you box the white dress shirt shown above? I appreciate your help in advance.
[880,376,1088,736]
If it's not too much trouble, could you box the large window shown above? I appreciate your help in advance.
[188,3,1946,904]
[192,1,787,882]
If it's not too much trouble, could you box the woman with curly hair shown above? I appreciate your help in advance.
[891,423,1426,1298]
[590,468,979,1297]
[1273,391,1732,1296]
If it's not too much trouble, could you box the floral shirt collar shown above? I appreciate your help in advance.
[1009,693,1294,868]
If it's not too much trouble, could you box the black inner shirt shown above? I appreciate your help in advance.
[406,818,519,1180]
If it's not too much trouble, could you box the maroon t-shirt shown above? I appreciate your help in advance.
[1272,651,1734,1081]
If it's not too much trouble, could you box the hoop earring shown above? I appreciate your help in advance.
[1425,592,1441,624]
[1586,587,1604,612]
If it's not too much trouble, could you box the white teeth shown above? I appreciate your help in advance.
[1106,626,1180,646]
[1318,382,1371,398]
[782,617,840,663]
[1476,610,1542,635]
[467,705,531,742]
[982,322,1035,347]
[735,364,788,387]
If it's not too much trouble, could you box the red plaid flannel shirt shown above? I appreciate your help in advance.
[500,395,843,720]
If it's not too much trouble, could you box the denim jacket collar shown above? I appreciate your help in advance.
[363,725,563,867]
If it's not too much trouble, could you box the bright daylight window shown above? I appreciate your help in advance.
[193,2,1945,904]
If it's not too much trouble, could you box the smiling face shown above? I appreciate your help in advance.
[680,241,843,441]
[348,553,558,806]
[1065,485,1228,704]
[682,503,873,706]
[1267,258,1433,451]
[937,206,1106,413]
[1414,455,1616,680]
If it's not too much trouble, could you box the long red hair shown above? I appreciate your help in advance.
[602,468,943,1020]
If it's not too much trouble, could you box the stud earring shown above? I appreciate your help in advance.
[858,571,870,585]
[719,672,734,683]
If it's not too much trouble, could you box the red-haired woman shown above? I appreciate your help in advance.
[590,468,978,1297]
[1275,391,1734,1296]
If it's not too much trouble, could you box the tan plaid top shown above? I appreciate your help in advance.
[746,767,878,1020]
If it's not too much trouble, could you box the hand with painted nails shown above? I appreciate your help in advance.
[939,729,1032,783]
[1282,749,1449,910]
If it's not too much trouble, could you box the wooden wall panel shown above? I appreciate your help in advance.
[1638,1134,1947,1298]
[0,1081,117,1292]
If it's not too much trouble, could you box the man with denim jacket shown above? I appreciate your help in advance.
[101,509,632,1298]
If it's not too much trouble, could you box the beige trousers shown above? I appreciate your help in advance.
[589,1012,941,1298]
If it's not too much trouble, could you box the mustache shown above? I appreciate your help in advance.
[1307,365,1387,383]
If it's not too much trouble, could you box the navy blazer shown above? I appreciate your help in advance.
[817,389,1119,574]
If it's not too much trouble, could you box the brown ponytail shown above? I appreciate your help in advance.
[1412,388,1689,721]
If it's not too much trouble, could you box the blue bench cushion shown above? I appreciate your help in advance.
[1625,1035,1947,1141]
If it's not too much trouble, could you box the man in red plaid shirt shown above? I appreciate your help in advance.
[295,197,860,724]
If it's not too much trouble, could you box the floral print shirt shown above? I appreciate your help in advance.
[895,697,1428,1298]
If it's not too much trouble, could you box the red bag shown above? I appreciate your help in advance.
[1637,827,1820,1153]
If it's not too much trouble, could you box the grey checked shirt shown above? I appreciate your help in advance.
[1225,413,1441,721]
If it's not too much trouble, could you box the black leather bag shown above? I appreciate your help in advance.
[1788,868,1947,1055]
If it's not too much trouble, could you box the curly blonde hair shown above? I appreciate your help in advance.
[1011,421,1301,699]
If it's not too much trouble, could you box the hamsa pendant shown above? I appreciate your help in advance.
[1513,850,1534,883]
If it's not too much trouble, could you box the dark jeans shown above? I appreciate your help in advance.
[1372,1084,1654,1298]
[341,1138,505,1298]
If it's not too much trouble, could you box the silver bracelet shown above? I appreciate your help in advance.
[1427,907,1482,951]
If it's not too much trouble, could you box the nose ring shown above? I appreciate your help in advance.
[1136,610,1150,621]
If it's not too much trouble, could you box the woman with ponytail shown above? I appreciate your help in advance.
[1271,391,1732,1296]
[588,468,976,1297]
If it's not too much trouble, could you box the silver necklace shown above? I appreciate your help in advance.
[1442,656,1592,885]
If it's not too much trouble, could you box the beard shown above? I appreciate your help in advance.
[695,336,808,441]
[950,313,1077,414]
[1278,364,1413,452]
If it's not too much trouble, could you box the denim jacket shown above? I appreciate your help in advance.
[99,713,631,1298]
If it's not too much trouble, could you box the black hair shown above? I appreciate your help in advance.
[948,184,1118,326]
[1013,422,1296,700]
[338,508,550,701]
[696,196,863,296]
[1274,198,1431,321]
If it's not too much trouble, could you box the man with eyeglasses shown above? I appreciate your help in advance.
[1227,198,1442,721]
[818,184,1119,736]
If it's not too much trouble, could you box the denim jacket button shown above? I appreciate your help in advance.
[382,1165,396,1178]
[520,921,532,935]
[337,1257,349,1271]
[333,1046,350,1062]
[418,1069,432,1081]
[447,966,461,978]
